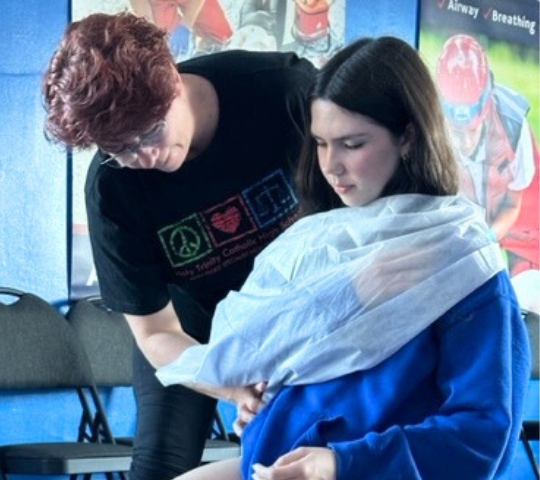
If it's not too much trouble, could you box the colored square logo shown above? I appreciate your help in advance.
[158,214,213,268]
[202,196,257,247]
[244,170,298,228]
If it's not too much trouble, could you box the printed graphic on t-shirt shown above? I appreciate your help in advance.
[158,213,214,267]
[157,170,299,277]
[244,171,298,228]
[203,196,258,247]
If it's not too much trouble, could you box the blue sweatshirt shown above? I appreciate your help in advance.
[240,272,530,479]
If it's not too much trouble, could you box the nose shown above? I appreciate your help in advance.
[319,146,344,177]
[133,145,161,169]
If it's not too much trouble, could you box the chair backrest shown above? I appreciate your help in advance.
[66,296,133,387]
[523,309,539,380]
[0,289,95,390]
[66,296,236,446]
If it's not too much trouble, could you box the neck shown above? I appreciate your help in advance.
[182,74,219,158]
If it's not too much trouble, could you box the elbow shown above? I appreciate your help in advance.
[464,407,516,476]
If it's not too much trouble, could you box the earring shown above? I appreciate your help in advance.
[402,152,410,161]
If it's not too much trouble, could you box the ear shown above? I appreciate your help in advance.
[399,123,416,157]
[173,68,183,96]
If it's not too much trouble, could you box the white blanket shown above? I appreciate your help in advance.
[157,194,505,398]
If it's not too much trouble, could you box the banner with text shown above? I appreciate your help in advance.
[420,0,539,311]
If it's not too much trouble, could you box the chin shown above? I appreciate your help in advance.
[341,198,359,207]
[161,155,186,173]
[343,196,376,207]
[156,161,177,173]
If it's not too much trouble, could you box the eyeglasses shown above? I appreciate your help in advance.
[100,120,167,169]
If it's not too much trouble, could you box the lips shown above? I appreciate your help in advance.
[333,184,353,194]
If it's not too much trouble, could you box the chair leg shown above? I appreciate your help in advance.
[521,427,540,480]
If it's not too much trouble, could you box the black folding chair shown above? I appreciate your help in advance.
[66,296,241,464]
[520,309,539,479]
[0,288,132,480]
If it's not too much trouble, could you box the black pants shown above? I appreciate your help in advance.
[129,289,218,480]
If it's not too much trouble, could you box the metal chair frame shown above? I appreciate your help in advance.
[0,288,132,480]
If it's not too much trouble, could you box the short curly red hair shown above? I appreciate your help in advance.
[43,12,177,152]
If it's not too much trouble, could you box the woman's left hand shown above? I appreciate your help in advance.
[252,447,337,480]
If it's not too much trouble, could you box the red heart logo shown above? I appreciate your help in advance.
[211,207,241,233]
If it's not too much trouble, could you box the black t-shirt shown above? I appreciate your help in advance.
[85,50,315,317]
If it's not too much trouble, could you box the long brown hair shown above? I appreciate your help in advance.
[296,36,459,215]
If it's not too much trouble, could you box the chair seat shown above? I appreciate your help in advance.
[0,442,133,475]
[201,439,241,463]
[65,296,241,472]
[115,436,240,463]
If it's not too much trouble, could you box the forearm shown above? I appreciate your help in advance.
[137,327,199,368]
[490,186,523,240]
[140,328,242,401]
[332,276,527,480]
[124,300,198,369]
[125,301,261,406]
[179,0,205,28]
[491,198,521,240]
[330,412,510,480]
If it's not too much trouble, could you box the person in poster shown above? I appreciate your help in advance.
[291,0,331,47]
[289,0,344,66]
[228,0,283,51]
[130,0,233,58]
[436,33,539,278]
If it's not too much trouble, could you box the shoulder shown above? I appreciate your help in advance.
[84,150,144,208]
[437,271,519,332]
[84,150,109,198]
[178,50,316,87]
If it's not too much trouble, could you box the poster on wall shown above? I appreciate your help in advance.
[70,0,346,298]
[419,0,540,311]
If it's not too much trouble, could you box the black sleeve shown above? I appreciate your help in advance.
[85,155,170,315]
